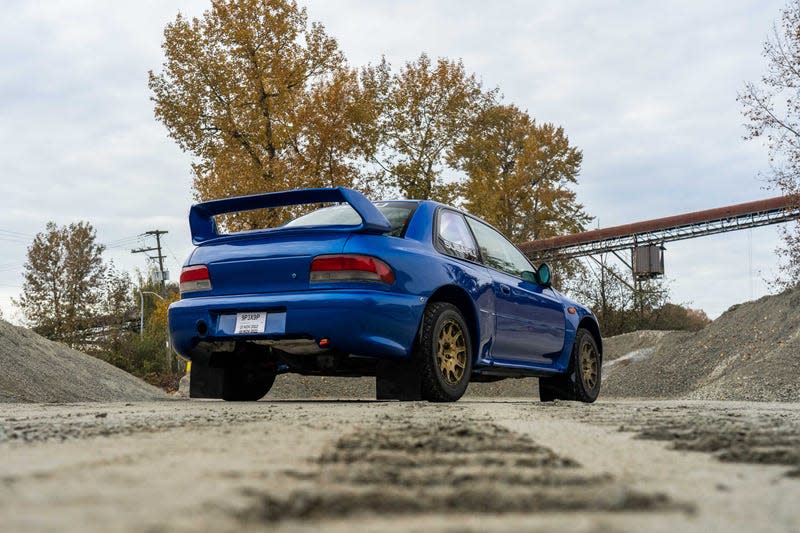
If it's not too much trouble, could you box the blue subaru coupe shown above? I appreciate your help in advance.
[168,187,602,403]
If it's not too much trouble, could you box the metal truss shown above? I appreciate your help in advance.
[525,201,800,262]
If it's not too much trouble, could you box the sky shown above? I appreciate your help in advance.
[0,0,789,322]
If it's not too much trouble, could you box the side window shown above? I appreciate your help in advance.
[436,210,480,262]
[466,217,533,277]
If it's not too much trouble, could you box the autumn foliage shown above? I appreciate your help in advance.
[452,104,589,242]
[16,222,111,347]
[149,0,590,239]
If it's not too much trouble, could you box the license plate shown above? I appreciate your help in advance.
[234,312,267,334]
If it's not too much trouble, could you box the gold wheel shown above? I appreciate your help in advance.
[436,319,467,386]
[579,339,599,390]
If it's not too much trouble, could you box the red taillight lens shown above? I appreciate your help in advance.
[310,254,395,284]
[180,265,212,293]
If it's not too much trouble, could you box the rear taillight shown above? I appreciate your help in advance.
[180,265,212,293]
[310,254,395,284]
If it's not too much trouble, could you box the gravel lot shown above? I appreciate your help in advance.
[1,399,798,532]
[2,280,799,531]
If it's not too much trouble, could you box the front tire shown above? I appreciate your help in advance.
[416,302,472,402]
[539,328,601,403]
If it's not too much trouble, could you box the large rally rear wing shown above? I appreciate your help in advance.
[188,187,392,245]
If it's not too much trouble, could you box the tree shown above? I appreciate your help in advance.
[566,257,675,337]
[739,1,800,288]
[566,258,635,336]
[361,54,493,202]
[649,303,710,332]
[293,68,377,190]
[452,104,590,242]
[16,222,107,347]
[98,265,136,354]
[149,0,366,229]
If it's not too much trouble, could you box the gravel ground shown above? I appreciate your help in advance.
[554,400,800,477]
[2,289,799,531]
[0,320,166,403]
[602,287,800,402]
[266,374,541,400]
[602,330,685,362]
[1,399,798,532]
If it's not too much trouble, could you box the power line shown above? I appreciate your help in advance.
[0,228,34,238]
[103,234,146,249]
[0,235,30,244]
[164,243,181,263]
[131,230,169,296]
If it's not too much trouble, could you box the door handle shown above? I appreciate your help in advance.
[500,285,511,296]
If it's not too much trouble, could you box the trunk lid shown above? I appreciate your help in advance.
[189,230,350,296]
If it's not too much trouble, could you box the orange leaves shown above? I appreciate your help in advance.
[149,0,589,241]
[453,104,590,242]
[150,0,357,228]
[366,54,493,203]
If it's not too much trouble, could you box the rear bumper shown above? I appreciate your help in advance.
[168,289,426,361]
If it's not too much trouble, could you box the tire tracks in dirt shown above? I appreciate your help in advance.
[237,413,686,525]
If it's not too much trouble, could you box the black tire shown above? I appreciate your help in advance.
[416,302,472,402]
[538,328,601,403]
[221,348,277,401]
[222,366,275,401]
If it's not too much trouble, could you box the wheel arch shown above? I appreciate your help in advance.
[578,316,603,357]
[427,285,480,363]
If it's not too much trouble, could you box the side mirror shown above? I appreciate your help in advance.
[521,270,536,283]
[535,263,552,287]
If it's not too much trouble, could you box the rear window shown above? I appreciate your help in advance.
[283,201,416,236]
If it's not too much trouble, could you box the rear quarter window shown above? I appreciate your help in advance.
[435,209,480,262]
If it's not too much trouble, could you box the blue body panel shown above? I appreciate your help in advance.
[168,188,601,379]
[170,289,425,360]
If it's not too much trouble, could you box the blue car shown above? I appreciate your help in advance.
[168,187,602,403]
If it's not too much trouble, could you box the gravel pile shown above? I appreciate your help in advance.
[603,330,680,362]
[602,287,800,402]
[0,320,167,403]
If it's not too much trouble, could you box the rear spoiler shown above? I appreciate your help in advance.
[188,187,392,244]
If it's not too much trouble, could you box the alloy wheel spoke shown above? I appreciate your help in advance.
[437,319,466,385]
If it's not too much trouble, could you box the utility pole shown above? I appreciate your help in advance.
[132,230,169,296]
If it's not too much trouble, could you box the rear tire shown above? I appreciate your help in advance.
[415,302,472,402]
[538,328,601,403]
[221,348,277,401]
[222,366,275,401]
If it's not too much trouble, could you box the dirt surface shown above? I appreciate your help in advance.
[0,320,166,403]
[1,399,798,532]
[3,286,800,530]
[265,374,541,400]
[601,287,800,402]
